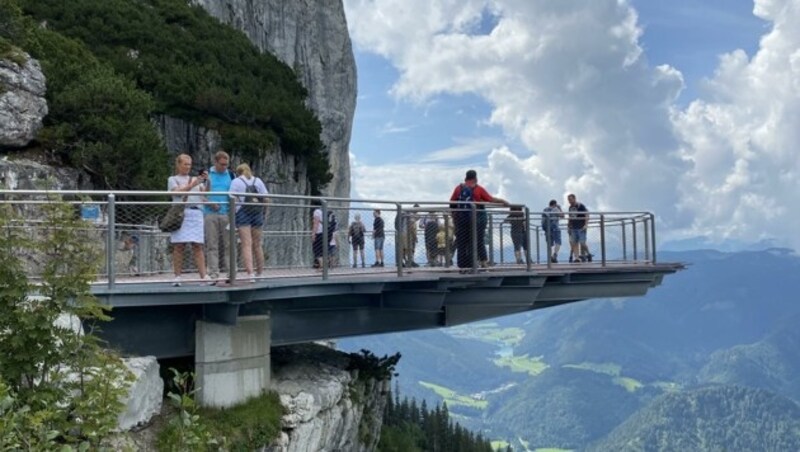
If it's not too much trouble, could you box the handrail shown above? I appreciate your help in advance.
[0,189,661,287]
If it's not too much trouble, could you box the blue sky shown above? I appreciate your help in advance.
[343,0,800,249]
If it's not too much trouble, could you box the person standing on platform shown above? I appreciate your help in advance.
[348,213,367,268]
[542,199,563,263]
[505,206,528,264]
[567,193,592,263]
[168,153,209,286]
[203,150,232,284]
[371,209,385,267]
[230,163,268,282]
[449,169,509,270]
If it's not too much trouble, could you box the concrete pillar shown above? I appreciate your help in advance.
[195,315,271,408]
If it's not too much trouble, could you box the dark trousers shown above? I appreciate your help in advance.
[454,212,487,267]
[476,212,488,263]
[454,213,472,268]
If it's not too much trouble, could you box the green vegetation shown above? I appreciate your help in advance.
[447,322,525,346]
[157,369,284,450]
[494,354,549,376]
[562,362,643,392]
[562,362,621,376]
[613,376,643,393]
[590,386,800,452]
[491,440,510,450]
[20,0,329,192]
[3,0,329,192]
[419,381,488,410]
[0,201,132,448]
[379,392,492,452]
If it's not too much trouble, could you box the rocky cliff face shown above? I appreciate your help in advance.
[0,52,48,148]
[267,345,389,452]
[190,0,356,199]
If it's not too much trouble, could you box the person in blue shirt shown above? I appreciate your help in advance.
[204,150,233,283]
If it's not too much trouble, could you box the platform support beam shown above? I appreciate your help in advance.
[195,315,270,408]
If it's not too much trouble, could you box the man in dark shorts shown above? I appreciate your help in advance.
[348,213,367,268]
[371,209,385,267]
[567,194,592,263]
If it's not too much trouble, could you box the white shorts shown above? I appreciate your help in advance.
[170,208,204,244]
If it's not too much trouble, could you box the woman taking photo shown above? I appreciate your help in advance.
[167,153,210,286]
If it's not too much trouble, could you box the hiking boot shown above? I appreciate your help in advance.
[352,263,358,268]
[586,253,593,262]
[371,262,380,267]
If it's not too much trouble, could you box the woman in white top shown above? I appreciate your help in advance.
[167,153,209,286]
[230,163,269,281]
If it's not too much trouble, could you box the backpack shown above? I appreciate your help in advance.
[349,221,365,241]
[241,177,263,216]
[455,183,474,211]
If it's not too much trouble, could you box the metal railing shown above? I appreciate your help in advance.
[0,190,658,288]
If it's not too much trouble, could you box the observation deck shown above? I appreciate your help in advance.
[1,189,682,407]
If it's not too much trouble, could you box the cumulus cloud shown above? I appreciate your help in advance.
[673,0,800,243]
[344,0,800,248]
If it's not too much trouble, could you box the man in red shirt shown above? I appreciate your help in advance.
[449,170,509,270]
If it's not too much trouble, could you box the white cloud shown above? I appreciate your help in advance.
[420,137,503,163]
[344,0,800,249]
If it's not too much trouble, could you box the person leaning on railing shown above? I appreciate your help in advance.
[449,169,510,270]
[167,153,210,286]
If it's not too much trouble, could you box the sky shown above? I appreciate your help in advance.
[341,0,800,250]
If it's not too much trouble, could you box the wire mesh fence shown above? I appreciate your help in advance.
[0,190,659,287]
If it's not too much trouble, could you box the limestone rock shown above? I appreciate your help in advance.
[118,356,164,431]
[190,0,356,199]
[0,53,48,147]
[266,344,389,452]
[0,156,92,190]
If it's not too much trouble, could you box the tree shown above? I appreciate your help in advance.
[0,200,132,448]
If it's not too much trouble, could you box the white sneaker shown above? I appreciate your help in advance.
[201,275,215,286]
[172,276,182,287]
[247,273,256,283]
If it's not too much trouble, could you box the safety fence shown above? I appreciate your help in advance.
[0,190,657,288]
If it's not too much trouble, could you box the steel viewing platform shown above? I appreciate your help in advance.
[1,189,682,407]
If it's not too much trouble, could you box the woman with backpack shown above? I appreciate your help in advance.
[230,163,268,282]
[348,213,367,268]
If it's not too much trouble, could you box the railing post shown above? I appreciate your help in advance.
[106,194,115,290]
[499,223,504,264]
[535,224,541,266]
[395,203,403,277]
[621,220,627,261]
[444,211,451,268]
[644,216,651,263]
[600,214,606,267]
[524,207,532,272]
[471,204,478,273]
[650,213,657,264]
[632,218,638,261]
[321,200,329,280]
[228,195,237,285]
[488,213,494,265]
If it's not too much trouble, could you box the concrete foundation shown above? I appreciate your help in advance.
[195,315,271,408]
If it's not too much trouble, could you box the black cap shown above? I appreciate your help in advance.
[465,169,477,181]
[549,199,558,206]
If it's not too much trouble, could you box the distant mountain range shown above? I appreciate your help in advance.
[339,248,800,450]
